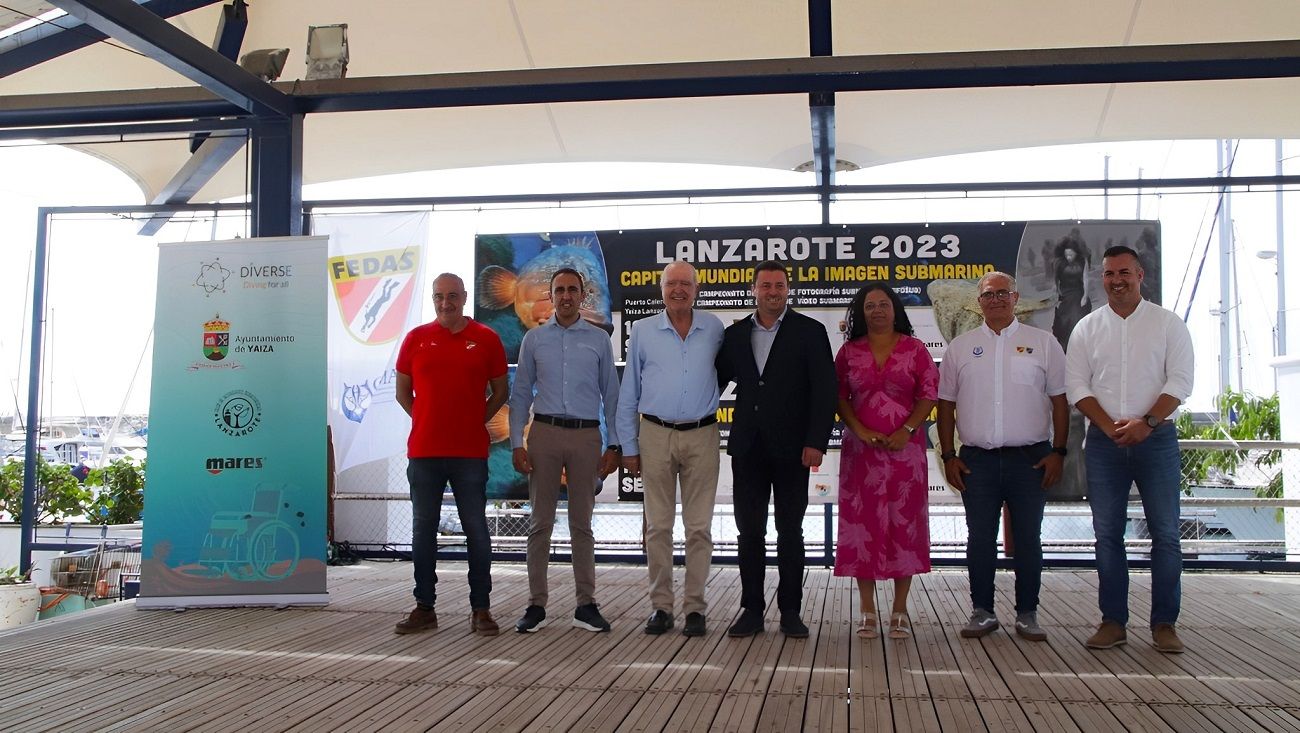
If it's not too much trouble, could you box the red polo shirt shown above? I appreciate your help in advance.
[396,318,507,459]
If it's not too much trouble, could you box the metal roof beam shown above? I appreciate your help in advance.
[0,0,224,78]
[137,130,247,235]
[47,0,292,116]
[3,39,1299,127]
[293,40,1300,112]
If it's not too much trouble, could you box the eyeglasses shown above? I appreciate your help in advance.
[977,289,1015,302]
[862,301,892,311]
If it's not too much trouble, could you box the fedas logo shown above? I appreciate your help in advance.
[329,248,420,345]
[214,389,262,437]
[205,456,266,475]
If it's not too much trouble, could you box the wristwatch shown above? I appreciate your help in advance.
[1143,414,1161,429]
[1051,446,1068,457]
[903,424,916,434]
[940,450,957,461]
[606,445,622,453]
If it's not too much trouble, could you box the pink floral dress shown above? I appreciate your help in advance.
[833,334,939,580]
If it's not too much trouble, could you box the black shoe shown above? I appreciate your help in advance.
[515,605,546,633]
[779,613,809,638]
[683,612,707,637]
[573,603,611,632]
[644,609,674,635]
[727,609,764,637]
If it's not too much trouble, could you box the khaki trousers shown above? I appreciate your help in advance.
[639,419,719,615]
[525,422,600,607]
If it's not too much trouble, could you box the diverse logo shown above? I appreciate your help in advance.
[972,346,984,357]
[203,314,230,361]
[214,389,262,437]
[1016,345,1035,354]
[195,259,232,297]
[329,247,420,345]
[205,456,266,475]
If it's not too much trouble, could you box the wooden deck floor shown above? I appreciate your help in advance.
[1,562,1298,732]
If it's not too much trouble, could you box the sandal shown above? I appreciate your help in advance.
[888,612,912,639]
[857,612,879,639]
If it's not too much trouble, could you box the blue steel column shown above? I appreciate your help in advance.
[808,0,835,225]
[250,113,303,237]
[19,208,50,574]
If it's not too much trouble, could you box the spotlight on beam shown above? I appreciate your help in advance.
[239,48,290,82]
[306,24,349,80]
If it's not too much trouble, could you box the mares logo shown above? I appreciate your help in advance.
[214,389,262,437]
[205,456,266,474]
[328,247,420,345]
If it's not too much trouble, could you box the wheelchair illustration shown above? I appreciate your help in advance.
[197,484,302,581]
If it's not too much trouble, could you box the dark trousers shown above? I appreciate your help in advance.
[408,457,492,610]
[959,443,1049,615]
[731,443,810,614]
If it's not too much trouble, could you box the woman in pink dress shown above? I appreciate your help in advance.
[834,284,938,639]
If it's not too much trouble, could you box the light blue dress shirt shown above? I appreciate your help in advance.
[508,315,621,449]
[750,306,786,374]
[615,308,724,456]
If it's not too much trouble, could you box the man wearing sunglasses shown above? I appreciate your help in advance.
[937,271,1068,642]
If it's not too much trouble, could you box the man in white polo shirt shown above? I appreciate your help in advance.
[937,271,1068,642]
[1066,244,1194,654]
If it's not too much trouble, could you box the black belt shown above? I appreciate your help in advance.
[534,414,600,429]
[643,414,717,431]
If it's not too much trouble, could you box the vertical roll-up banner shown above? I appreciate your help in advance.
[311,212,428,472]
[139,236,329,608]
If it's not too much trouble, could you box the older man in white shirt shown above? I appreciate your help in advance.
[937,271,1068,642]
[1065,245,1194,654]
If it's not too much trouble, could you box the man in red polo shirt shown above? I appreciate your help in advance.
[394,272,508,636]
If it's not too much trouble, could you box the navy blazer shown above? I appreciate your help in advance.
[716,307,838,461]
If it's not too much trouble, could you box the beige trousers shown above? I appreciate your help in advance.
[525,422,600,607]
[638,419,719,615]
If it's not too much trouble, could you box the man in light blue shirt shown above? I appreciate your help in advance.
[509,268,621,634]
[617,260,724,638]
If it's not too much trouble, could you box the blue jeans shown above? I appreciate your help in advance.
[1085,423,1182,627]
[959,443,1048,616]
[408,457,492,610]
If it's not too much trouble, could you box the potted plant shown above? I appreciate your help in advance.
[0,565,40,628]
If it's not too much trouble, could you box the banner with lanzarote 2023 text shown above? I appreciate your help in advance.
[140,236,329,608]
[474,221,1161,507]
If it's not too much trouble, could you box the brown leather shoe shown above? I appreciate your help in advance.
[1151,623,1185,653]
[394,606,437,635]
[1084,621,1127,649]
[471,608,500,636]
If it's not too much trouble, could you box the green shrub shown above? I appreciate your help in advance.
[0,457,93,523]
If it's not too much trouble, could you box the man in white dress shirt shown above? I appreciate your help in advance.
[938,271,1068,642]
[1065,245,1194,654]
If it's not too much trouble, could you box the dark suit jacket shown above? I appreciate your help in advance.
[716,308,838,462]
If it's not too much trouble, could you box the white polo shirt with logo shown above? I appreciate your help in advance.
[938,319,1066,449]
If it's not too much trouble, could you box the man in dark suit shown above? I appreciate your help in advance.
[716,260,837,638]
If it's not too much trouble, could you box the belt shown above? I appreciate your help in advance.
[533,414,600,429]
[966,441,1048,453]
[643,414,717,431]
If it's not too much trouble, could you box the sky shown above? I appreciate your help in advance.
[0,138,1293,417]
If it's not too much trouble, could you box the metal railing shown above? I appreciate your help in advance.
[331,440,1299,569]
